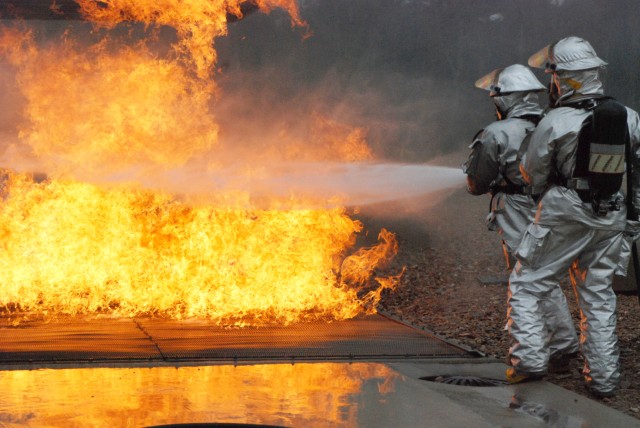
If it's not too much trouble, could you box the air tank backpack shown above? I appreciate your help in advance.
[571,97,629,216]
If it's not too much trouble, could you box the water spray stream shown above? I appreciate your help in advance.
[135,162,467,208]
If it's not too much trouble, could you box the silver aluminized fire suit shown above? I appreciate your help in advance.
[465,94,541,260]
[464,64,579,360]
[509,37,640,395]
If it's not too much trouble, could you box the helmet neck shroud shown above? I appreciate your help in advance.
[493,91,543,121]
[549,68,604,107]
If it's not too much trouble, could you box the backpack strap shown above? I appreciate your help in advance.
[626,125,637,220]
[561,95,610,111]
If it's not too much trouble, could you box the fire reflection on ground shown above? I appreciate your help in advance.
[0,363,401,427]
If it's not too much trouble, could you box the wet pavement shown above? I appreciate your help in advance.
[1,360,639,427]
[0,314,638,427]
[0,314,470,365]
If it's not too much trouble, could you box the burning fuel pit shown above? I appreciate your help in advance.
[0,0,472,376]
[0,0,472,372]
[0,1,469,330]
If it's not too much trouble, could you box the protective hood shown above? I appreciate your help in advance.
[550,68,605,107]
[493,91,543,120]
[528,36,607,72]
[475,64,545,96]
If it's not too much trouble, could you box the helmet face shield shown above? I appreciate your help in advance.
[475,68,502,96]
[528,45,553,71]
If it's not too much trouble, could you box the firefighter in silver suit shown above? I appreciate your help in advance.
[508,36,640,397]
[463,64,579,366]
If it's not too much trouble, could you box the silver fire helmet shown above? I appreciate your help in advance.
[475,64,545,97]
[528,36,607,72]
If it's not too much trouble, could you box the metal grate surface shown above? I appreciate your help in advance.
[0,314,473,366]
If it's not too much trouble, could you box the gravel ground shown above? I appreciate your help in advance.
[362,181,640,421]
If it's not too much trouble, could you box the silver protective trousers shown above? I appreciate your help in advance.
[494,194,579,357]
[508,222,623,394]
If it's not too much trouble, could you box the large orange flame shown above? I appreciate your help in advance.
[75,0,306,80]
[0,27,217,177]
[0,170,399,325]
[0,1,401,325]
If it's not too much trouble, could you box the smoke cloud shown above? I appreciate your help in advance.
[1,0,639,210]
[214,0,640,161]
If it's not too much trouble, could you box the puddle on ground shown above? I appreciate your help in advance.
[0,362,406,427]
